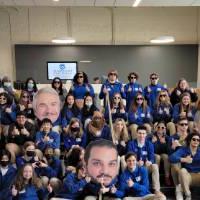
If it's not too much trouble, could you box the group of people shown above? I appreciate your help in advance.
[0,70,200,200]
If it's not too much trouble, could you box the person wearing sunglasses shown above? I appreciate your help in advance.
[169,132,200,200]
[153,90,175,136]
[69,71,95,109]
[51,77,67,105]
[149,122,171,186]
[173,92,196,132]
[170,78,198,106]
[99,69,126,106]
[144,73,168,109]
[124,72,143,111]
[104,92,127,124]
[128,92,152,139]
[168,117,189,200]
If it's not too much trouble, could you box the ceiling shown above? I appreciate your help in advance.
[1,0,200,7]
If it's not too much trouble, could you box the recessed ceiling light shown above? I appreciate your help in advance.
[79,60,92,63]
[150,36,175,44]
[52,37,76,44]
[132,0,142,7]
[53,0,60,2]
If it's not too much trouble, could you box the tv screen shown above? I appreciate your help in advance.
[47,61,78,80]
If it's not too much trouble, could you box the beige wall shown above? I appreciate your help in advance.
[0,6,200,81]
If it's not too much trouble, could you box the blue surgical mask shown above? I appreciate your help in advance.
[27,83,34,89]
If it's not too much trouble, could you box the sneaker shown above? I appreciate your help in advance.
[175,185,183,200]
[185,196,191,200]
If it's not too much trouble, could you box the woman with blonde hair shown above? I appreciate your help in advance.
[113,118,129,156]
[153,90,175,135]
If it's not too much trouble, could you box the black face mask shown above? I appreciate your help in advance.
[0,160,9,167]
[45,154,53,160]
[26,150,35,157]
[71,127,80,132]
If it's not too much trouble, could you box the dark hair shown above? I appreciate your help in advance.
[16,111,27,117]
[177,117,188,124]
[125,152,137,161]
[76,161,85,174]
[41,118,53,126]
[73,71,89,84]
[51,77,64,95]
[128,72,139,81]
[137,125,147,132]
[84,139,117,164]
[0,92,13,106]
[0,149,11,161]
[150,72,158,78]
[24,77,38,92]
[186,132,200,146]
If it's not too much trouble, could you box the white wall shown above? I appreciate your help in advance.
[0,6,200,81]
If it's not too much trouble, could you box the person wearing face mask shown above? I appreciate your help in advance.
[35,118,60,156]
[15,141,39,169]
[86,111,112,145]
[0,149,17,200]
[81,94,99,129]
[124,72,143,111]
[24,77,38,102]
[144,73,168,109]
[62,118,87,151]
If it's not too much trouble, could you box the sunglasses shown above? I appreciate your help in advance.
[136,97,143,101]
[157,126,165,129]
[54,81,60,84]
[160,94,166,97]
[78,76,83,78]
[192,138,200,142]
[109,73,117,76]
[179,123,188,127]
[114,97,121,100]
[130,76,136,79]
[151,77,158,80]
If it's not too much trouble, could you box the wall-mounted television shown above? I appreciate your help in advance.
[47,61,78,80]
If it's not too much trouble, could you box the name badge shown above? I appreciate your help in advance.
[142,151,147,155]
[76,138,81,142]
[157,88,161,91]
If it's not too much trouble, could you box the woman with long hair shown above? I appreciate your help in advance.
[24,77,38,103]
[153,90,175,135]
[128,92,152,139]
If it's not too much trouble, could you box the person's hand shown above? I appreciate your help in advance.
[27,103,33,109]
[110,185,117,194]
[138,159,144,166]
[100,186,110,194]
[12,127,20,136]
[5,107,12,113]
[176,90,181,96]
[47,184,53,193]
[12,185,18,196]
[103,86,108,95]
[181,155,193,164]
[127,177,134,187]
[43,136,50,142]
[120,140,126,147]
[21,128,30,136]
[152,135,157,143]
[172,139,181,149]
[19,104,25,111]
[39,161,48,168]
[145,160,152,167]
[120,108,125,113]
[85,176,91,183]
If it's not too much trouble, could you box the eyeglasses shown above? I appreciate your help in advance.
[22,96,28,98]
[151,77,158,80]
[78,76,83,78]
[109,73,117,76]
[114,97,121,100]
[157,126,165,129]
[179,123,188,127]
[160,94,166,97]
[136,97,143,101]
[192,138,200,142]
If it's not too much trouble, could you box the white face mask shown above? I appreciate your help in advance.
[4,82,11,87]
[27,83,34,89]
[85,102,93,107]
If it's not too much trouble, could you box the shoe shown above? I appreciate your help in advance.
[175,185,183,200]
[185,196,191,200]
[165,176,172,186]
